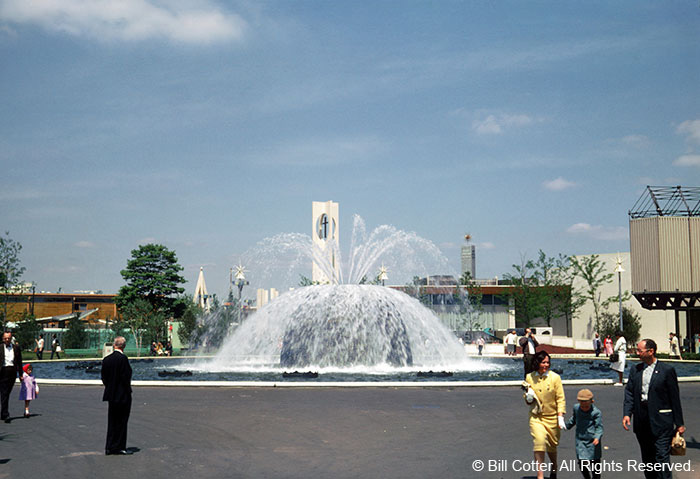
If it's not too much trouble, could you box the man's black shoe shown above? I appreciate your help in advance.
[106,450,132,455]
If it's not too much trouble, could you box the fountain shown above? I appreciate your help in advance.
[200,215,476,373]
[208,285,470,370]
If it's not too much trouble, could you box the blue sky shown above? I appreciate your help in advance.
[1,1,699,299]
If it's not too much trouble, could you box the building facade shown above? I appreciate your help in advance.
[461,243,476,278]
[3,292,118,328]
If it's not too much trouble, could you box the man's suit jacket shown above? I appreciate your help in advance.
[624,360,684,436]
[0,343,23,377]
[101,351,132,403]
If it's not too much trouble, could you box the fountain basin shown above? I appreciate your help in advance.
[30,357,700,383]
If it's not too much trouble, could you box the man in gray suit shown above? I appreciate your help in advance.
[623,339,685,479]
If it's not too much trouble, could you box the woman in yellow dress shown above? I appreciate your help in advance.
[523,351,566,479]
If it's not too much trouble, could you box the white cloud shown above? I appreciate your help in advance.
[677,119,700,143]
[478,242,495,250]
[566,223,628,241]
[138,237,157,245]
[74,240,95,248]
[0,0,246,44]
[472,113,534,135]
[543,177,576,191]
[673,155,700,167]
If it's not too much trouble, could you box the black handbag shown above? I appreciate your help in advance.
[609,353,619,363]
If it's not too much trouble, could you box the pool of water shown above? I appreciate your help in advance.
[29,357,700,382]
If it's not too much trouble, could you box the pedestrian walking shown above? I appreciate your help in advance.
[611,331,626,386]
[623,339,685,479]
[0,331,24,422]
[50,334,61,360]
[592,333,602,357]
[523,351,566,479]
[19,363,38,418]
[35,334,44,360]
[565,389,603,479]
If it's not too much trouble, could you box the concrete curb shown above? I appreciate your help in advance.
[33,376,700,387]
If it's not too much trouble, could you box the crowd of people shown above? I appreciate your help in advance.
[149,341,173,356]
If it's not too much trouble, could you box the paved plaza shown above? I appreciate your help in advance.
[1,383,698,479]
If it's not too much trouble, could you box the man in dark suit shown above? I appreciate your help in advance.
[0,331,24,422]
[101,336,133,455]
[519,328,539,377]
[623,339,685,479]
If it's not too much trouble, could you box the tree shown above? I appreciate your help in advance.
[570,255,614,333]
[115,244,186,317]
[0,231,26,327]
[63,314,88,349]
[299,275,321,287]
[194,299,237,350]
[177,297,201,346]
[502,254,541,327]
[107,316,129,342]
[119,298,166,356]
[402,276,431,306]
[531,250,558,327]
[600,307,642,344]
[14,313,40,351]
[552,254,587,337]
[115,244,186,350]
[457,271,484,332]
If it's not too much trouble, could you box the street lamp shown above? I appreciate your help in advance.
[378,264,389,286]
[614,254,625,332]
[233,264,248,324]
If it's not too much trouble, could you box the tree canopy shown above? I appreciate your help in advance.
[0,231,26,327]
[115,244,186,316]
[501,254,540,327]
[570,254,614,333]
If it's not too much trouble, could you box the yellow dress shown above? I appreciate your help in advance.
[524,370,566,453]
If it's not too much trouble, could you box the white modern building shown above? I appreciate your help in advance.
[312,200,340,284]
[256,288,279,308]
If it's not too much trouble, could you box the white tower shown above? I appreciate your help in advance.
[193,267,211,311]
[312,200,339,284]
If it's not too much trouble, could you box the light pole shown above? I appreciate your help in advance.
[233,264,248,324]
[614,254,625,332]
[378,264,388,286]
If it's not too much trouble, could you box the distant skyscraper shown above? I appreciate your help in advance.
[461,235,476,279]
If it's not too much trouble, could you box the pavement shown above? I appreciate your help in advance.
[1,383,698,479]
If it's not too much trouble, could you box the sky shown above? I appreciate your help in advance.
[1,1,699,300]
